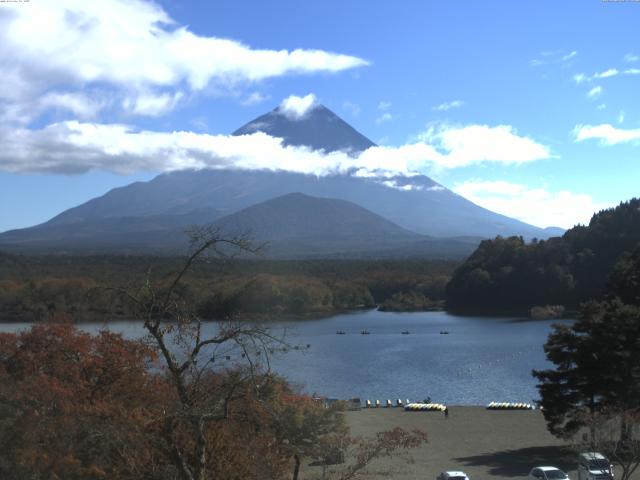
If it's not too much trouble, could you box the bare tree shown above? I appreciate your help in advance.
[113,226,285,480]
[111,226,427,480]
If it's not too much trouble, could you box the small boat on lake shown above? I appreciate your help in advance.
[336,330,346,335]
[360,330,370,335]
[439,330,450,335]
[401,330,410,335]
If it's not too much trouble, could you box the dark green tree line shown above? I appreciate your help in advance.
[447,198,640,313]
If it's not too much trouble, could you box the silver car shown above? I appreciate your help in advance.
[529,466,570,480]
[437,471,470,480]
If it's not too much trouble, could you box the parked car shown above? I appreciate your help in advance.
[437,471,469,480]
[578,452,614,480]
[529,466,570,480]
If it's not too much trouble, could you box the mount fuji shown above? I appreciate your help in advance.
[0,103,561,257]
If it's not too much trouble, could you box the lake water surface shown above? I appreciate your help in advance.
[0,310,570,405]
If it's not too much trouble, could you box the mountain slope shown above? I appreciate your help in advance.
[0,103,561,254]
[0,193,481,258]
[233,104,375,153]
[209,192,446,257]
[210,192,483,259]
[19,168,551,239]
[213,192,417,241]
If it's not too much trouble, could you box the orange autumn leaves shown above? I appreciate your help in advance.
[0,324,337,479]
[0,323,427,479]
[0,323,167,479]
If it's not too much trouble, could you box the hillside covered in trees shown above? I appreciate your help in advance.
[0,255,455,322]
[446,198,640,314]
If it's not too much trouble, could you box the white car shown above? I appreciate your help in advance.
[529,466,570,480]
[437,471,470,480]
[578,452,614,480]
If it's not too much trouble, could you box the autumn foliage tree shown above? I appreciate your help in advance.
[0,323,168,479]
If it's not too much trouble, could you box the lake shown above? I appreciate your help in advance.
[0,309,569,405]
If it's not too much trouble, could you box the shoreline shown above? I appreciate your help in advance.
[0,306,446,324]
[0,306,569,325]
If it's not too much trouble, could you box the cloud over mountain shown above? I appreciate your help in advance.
[0,118,553,176]
[453,180,608,229]
[277,94,320,120]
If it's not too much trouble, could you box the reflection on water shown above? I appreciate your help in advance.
[0,310,570,405]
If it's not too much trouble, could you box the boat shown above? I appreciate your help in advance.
[360,330,370,335]
[439,331,449,335]
[336,330,346,335]
[401,330,410,335]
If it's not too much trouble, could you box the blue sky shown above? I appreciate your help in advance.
[1,0,639,232]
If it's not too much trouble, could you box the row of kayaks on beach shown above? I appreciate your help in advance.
[486,402,535,410]
[405,403,447,412]
[364,399,446,410]
[365,399,405,408]
[357,400,537,410]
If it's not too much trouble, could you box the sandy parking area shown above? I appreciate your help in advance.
[301,407,629,480]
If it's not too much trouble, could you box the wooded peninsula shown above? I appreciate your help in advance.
[0,255,454,322]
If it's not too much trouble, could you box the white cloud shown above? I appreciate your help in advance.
[573,68,628,84]
[376,180,445,192]
[594,68,619,79]
[574,124,640,145]
[415,124,552,169]
[0,121,553,176]
[453,180,607,229]
[39,92,106,118]
[530,50,577,67]
[277,94,319,120]
[377,101,391,111]
[123,91,184,116]
[624,53,639,63]
[375,113,393,124]
[380,180,421,191]
[625,68,640,75]
[587,86,603,99]
[0,89,109,124]
[0,0,368,122]
[573,73,588,84]
[618,111,625,124]
[596,104,607,110]
[241,92,270,106]
[433,100,465,112]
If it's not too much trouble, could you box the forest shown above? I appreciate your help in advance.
[446,198,640,314]
[0,254,455,322]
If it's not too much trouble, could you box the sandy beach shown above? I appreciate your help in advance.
[301,406,630,480]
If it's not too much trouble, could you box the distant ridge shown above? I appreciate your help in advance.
[208,192,483,259]
[213,192,416,241]
[0,193,482,259]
